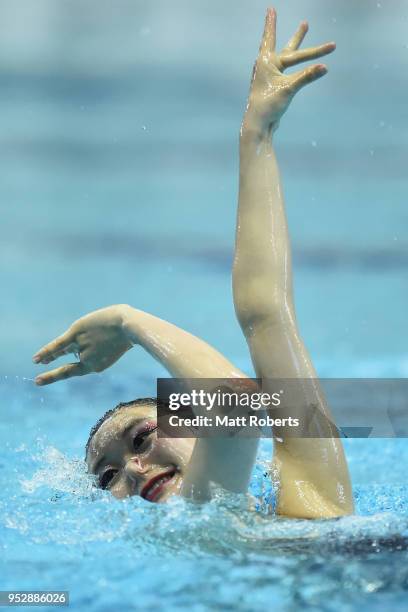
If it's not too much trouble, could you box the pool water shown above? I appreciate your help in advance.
[1,375,408,611]
[1,1,408,610]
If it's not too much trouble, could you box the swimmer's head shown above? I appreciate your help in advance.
[85,398,194,502]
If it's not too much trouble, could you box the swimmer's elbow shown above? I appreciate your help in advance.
[233,288,294,335]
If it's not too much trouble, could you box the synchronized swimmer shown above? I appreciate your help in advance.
[32,8,354,517]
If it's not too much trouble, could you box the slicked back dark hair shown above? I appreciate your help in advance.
[85,397,157,460]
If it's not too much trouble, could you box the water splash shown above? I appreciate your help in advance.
[3,440,407,555]
[2,437,408,609]
[20,446,93,496]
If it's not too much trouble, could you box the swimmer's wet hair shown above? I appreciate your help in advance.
[85,397,157,459]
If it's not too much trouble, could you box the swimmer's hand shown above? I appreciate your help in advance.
[242,8,335,134]
[32,305,132,385]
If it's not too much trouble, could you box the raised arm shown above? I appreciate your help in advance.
[33,304,259,499]
[233,9,353,518]
[32,304,245,383]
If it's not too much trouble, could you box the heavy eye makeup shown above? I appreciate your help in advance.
[98,419,157,490]
[131,421,157,454]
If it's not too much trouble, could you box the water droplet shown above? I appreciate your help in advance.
[393,236,398,241]
[140,27,151,37]
[311,140,317,147]
[379,120,385,128]
[331,17,337,23]
[365,580,382,593]
[142,125,147,131]
[369,149,375,156]
[377,2,381,8]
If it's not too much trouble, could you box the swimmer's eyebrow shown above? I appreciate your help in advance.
[90,417,145,474]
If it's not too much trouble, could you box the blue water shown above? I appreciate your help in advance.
[1,1,408,610]
[2,376,408,611]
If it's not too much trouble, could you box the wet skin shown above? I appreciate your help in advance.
[86,405,194,502]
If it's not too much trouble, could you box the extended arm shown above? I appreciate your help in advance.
[32,304,259,499]
[233,9,353,518]
[32,304,245,382]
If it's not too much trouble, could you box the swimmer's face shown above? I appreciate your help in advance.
[86,405,194,502]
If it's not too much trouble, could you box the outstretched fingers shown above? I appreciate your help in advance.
[291,63,328,91]
[260,7,277,54]
[35,362,89,386]
[284,20,309,51]
[281,42,336,69]
[32,330,75,365]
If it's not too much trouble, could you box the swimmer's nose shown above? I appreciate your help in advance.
[124,457,149,482]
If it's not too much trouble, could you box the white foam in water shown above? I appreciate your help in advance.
[20,446,94,496]
[9,437,408,556]
[1,372,408,609]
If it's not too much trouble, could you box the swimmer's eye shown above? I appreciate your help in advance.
[133,425,157,453]
[99,468,118,490]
